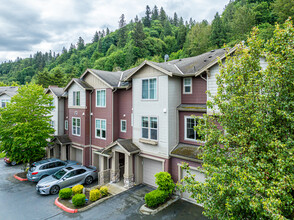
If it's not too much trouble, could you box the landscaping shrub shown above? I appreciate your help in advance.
[155,172,175,195]
[144,189,168,208]
[72,184,84,195]
[89,189,101,202]
[72,193,86,207]
[100,186,108,197]
[59,188,72,199]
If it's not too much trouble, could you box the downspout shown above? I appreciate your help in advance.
[89,89,94,165]
[200,73,207,82]
[112,88,118,142]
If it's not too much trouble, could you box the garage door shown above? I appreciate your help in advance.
[182,168,205,203]
[143,158,163,187]
[75,149,83,164]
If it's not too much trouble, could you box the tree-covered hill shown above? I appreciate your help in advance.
[0,0,292,88]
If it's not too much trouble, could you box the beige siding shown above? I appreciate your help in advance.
[68,83,86,107]
[133,65,165,79]
[83,73,109,89]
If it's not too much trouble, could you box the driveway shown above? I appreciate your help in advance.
[0,159,207,220]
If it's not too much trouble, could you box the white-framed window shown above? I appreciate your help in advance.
[184,116,204,142]
[142,78,157,100]
[49,120,55,128]
[95,119,106,139]
[141,116,158,140]
[65,120,68,130]
[183,77,192,94]
[96,89,106,107]
[73,91,80,106]
[121,120,127,132]
[1,99,9,108]
[72,117,81,136]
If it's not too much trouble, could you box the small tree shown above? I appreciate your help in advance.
[0,83,54,166]
[180,20,294,219]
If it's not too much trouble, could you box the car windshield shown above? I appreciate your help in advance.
[29,165,36,172]
[52,169,67,180]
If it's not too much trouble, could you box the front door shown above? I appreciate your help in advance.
[119,153,125,179]
[66,145,70,160]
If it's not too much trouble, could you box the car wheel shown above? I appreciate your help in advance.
[85,176,93,185]
[11,161,17,166]
[50,185,60,195]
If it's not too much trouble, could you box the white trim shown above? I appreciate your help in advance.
[141,77,158,101]
[72,117,81,136]
[184,116,204,143]
[73,91,81,106]
[120,120,127,133]
[95,118,107,140]
[141,116,158,141]
[96,89,106,108]
[183,77,192,94]
[174,64,184,75]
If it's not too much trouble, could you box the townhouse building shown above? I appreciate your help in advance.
[47,48,235,201]
[0,86,18,108]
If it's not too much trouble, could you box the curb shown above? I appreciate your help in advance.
[55,198,78,213]
[14,174,28,181]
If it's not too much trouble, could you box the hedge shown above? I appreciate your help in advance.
[59,188,72,199]
[72,184,84,195]
[72,193,86,207]
[144,189,168,208]
[89,189,101,202]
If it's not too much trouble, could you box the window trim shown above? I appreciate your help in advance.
[120,120,127,133]
[96,89,106,108]
[141,77,158,101]
[1,99,10,108]
[183,77,192,94]
[184,116,204,142]
[95,118,106,140]
[72,117,81,136]
[65,120,68,130]
[141,116,158,141]
[73,91,80,106]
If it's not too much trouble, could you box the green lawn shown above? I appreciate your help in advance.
[0,152,5,158]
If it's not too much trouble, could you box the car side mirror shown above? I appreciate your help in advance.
[62,177,66,181]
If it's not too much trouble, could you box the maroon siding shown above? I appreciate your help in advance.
[181,76,207,104]
[91,88,113,148]
[179,111,205,145]
[170,157,202,183]
[83,146,90,166]
[116,89,132,139]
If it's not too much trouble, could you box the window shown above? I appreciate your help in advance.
[49,121,55,128]
[141,116,158,140]
[185,116,204,142]
[73,91,80,106]
[183,78,192,94]
[121,120,126,132]
[142,78,157,100]
[72,117,81,136]
[95,119,106,139]
[49,99,54,107]
[1,99,9,108]
[65,120,68,130]
[96,89,106,107]
[55,161,66,167]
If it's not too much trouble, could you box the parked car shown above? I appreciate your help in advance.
[4,156,18,166]
[36,165,97,195]
[27,158,79,182]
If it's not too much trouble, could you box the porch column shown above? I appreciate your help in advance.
[124,154,134,188]
[111,151,120,183]
[60,145,66,161]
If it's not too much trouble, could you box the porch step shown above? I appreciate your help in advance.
[106,182,127,195]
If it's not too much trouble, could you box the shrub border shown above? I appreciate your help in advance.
[55,198,78,213]
[14,174,28,181]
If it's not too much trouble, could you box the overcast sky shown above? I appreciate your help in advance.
[0,0,230,63]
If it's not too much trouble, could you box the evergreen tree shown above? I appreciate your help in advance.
[62,47,67,54]
[92,31,99,43]
[176,24,187,50]
[133,21,146,49]
[106,27,110,35]
[134,15,139,23]
[77,37,85,50]
[159,7,167,24]
[118,14,126,28]
[210,12,225,47]
[173,12,178,26]
[163,20,173,36]
[151,5,159,20]
[179,17,184,26]
[143,5,151,27]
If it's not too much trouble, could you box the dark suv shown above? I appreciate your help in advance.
[27,158,78,182]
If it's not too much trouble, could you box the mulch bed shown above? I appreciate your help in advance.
[15,171,28,179]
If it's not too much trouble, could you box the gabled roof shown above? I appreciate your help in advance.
[170,143,203,163]
[0,86,18,97]
[46,86,65,97]
[51,135,72,145]
[124,47,236,81]
[101,139,140,156]
[64,78,93,91]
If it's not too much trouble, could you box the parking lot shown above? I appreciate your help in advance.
[0,159,207,220]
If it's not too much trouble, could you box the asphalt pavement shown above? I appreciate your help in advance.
[0,159,207,220]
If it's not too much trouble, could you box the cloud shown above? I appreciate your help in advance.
[0,0,229,62]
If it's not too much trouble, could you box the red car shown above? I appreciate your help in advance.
[4,156,18,166]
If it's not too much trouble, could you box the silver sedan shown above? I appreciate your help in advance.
[36,165,98,195]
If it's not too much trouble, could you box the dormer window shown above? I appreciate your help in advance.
[142,78,157,100]
[183,78,192,94]
[73,91,80,106]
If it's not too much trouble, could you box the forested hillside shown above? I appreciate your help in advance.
[0,0,292,88]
